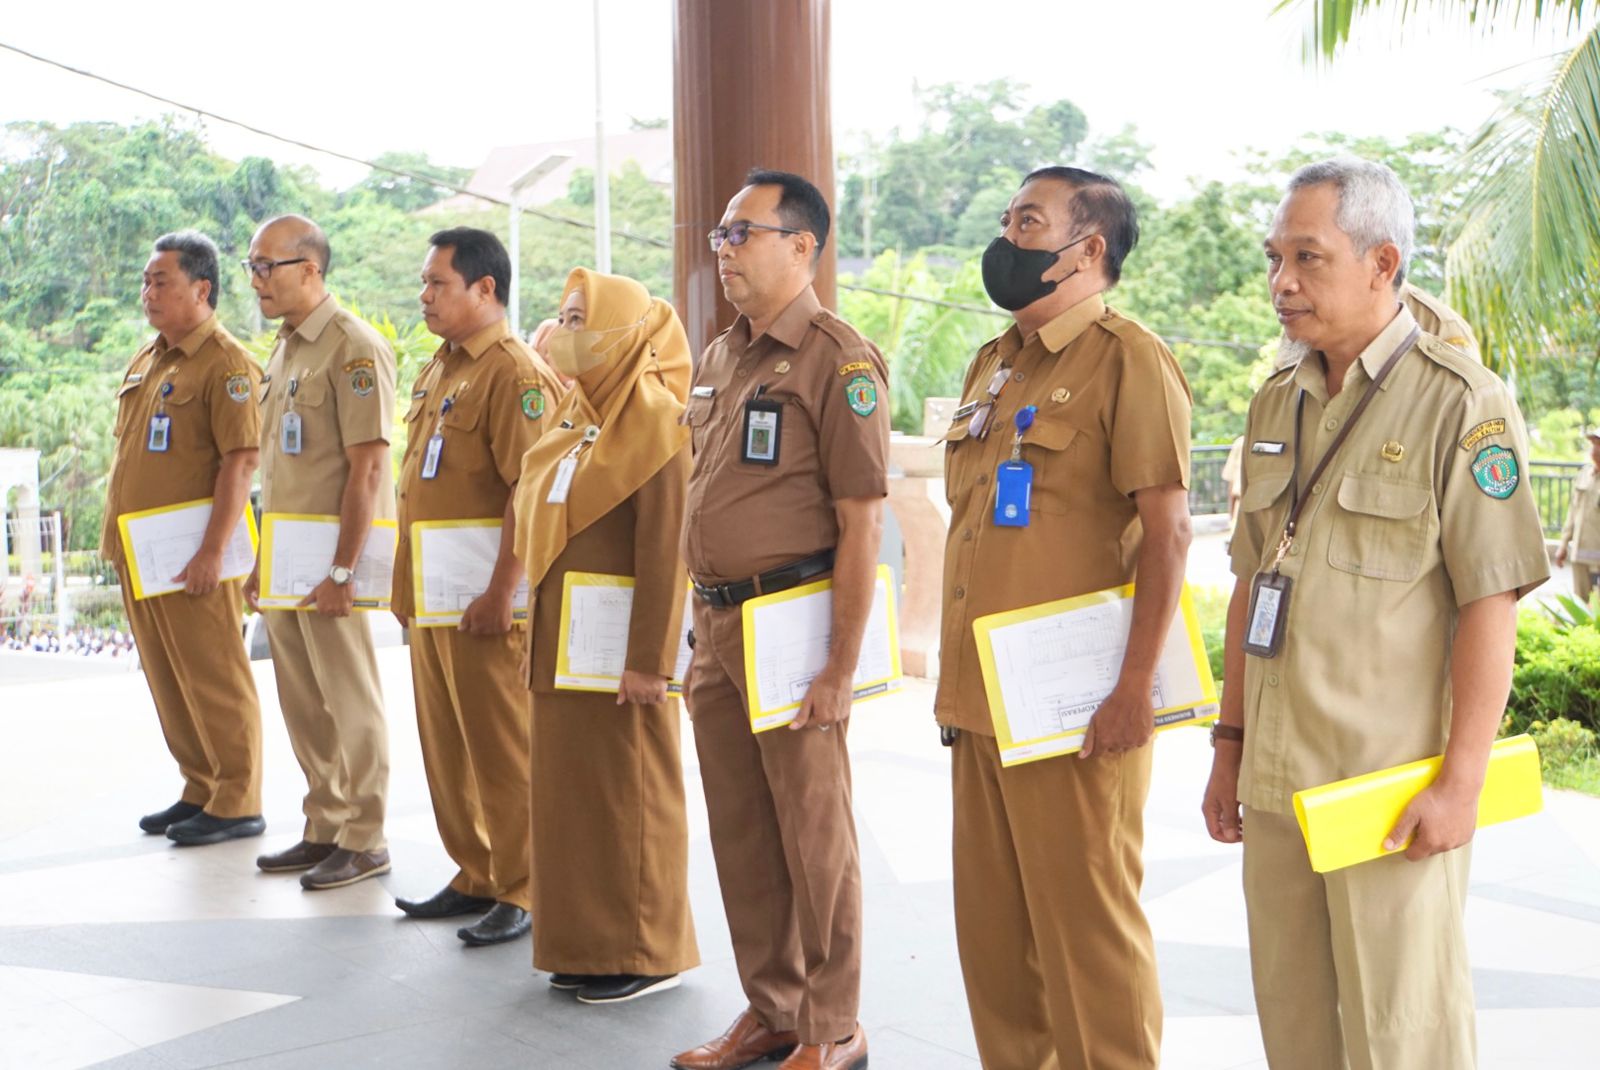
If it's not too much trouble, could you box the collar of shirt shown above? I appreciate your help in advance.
[728,285,822,355]
[1035,292,1108,354]
[153,314,220,360]
[1293,304,1419,403]
[451,318,512,360]
[280,293,339,345]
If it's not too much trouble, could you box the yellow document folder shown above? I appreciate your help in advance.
[1292,734,1543,874]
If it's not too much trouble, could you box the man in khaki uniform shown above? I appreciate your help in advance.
[243,215,395,890]
[390,227,559,945]
[671,170,887,1070]
[938,167,1193,1070]
[107,231,266,847]
[1555,429,1600,602]
[1202,157,1549,1069]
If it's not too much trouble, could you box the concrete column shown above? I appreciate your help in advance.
[672,0,837,356]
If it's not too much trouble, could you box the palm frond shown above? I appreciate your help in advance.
[1447,24,1600,371]
[1276,0,1592,60]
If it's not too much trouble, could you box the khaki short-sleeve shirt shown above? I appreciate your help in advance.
[1230,307,1548,814]
[392,319,561,620]
[100,316,262,563]
[1561,466,1600,558]
[681,286,890,583]
[258,296,397,517]
[933,294,1194,734]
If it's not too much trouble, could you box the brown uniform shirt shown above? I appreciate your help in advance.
[1230,307,1549,814]
[100,316,262,564]
[258,295,397,517]
[681,286,891,583]
[393,319,559,620]
[934,294,1194,734]
[1560,465,1600,561]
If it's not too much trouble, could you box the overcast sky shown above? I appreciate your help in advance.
[0,1,1587,202]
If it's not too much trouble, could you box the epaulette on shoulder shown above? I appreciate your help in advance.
[1417,332,1497,390]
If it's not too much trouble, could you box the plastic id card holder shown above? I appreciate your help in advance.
[1241,571,1291,658]
[742,397,782,466]
[147,414,171,453]
[280,411,303,455]
[993,460,1032,527]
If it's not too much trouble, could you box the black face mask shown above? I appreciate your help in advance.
[981,233,1095,312]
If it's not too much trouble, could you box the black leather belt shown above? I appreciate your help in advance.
[692,550,836,608]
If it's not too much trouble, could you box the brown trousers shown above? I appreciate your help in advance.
[121,572,262,817]
[952,731,1161,1070]
[1244,807,1476,1070]
[686,597,862,1045]
[410,626,530,910]
[264,610,388,851]
[528,688,699,974]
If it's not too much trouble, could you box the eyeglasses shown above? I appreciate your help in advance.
[967,366,1015,440]
[706,221,803,253]
[241,258,309,279]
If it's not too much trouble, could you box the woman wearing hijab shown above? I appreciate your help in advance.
[513,268,699,1006]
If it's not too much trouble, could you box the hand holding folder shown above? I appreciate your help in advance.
[1291,735,1543,873]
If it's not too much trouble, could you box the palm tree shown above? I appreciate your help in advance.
[1277,1,1600,371]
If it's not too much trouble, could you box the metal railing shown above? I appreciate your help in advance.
[1189,446,1233,517]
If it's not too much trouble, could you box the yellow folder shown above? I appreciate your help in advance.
[1291,734,1543,874]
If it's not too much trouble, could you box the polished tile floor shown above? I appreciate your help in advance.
[5,594,1600,1067]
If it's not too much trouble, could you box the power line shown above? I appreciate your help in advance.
[0,40,669,249]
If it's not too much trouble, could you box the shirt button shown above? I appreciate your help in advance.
[978,473,989,485]
[1267,673,1280,687]
[962,529,973,542]
[1012,371,1026,382]
[737,368,749,378]
[954,586,966,599]
[1289,541,1302,556]
[1311,482,1324,495]
[1324,418,1338,431]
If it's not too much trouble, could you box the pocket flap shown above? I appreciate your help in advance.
[1240,470,1291,511]
[943,416,970,444]
[1025,417,1079,452]
[403,396,427,423]
[1336,472,1431,519]
[293,375,331,407]
[442,402,482,432]
[683,395,714,428]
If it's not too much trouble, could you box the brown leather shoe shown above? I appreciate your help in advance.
[256,840,336,873]
[776,1027,867,1070]
[299,847,390,890]
[670,1008,799,1069]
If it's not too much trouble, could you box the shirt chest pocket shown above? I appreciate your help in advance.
[293,375,333,413]
[1327,471,1434,582]
[683,395,715,457]
[942,417,973,506]
[441,398,483,434]
[1021,417,1084,515]
[114,379,145,437]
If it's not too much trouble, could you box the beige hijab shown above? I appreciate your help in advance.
[513,268,691,587]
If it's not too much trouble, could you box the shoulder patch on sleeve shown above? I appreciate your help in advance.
[1471,444,1520,499]
[348,365,376,397]
[844,375,878,417]
[521,388,546,419]
[343,357,377,372]
[1459,418,1507,452]
[837,360,873,378]
[224,374,252,403]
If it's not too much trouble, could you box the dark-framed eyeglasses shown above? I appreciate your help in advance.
[241,257,309,280]
[967,365,1015,440]
[706,221,803,253]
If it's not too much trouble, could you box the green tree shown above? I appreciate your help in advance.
[350,152,472,213]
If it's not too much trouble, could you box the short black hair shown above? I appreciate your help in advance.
[429,227,511,306]
[1023,166,1140,286]
[744,168,830,261]
[152,230,221,308]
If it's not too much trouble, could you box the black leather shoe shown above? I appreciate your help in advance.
[576,973,680,1004]
[457,902,531,946]
[548,973,603,990]
[396,886,496,919]
[140,801,203,834]
[166,812,266,846]
[257,840,336,873]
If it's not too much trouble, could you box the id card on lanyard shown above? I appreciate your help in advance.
[993,405,1037,527]
[421,397,452,480]
[281,377,303,455]
[147,381,174,452]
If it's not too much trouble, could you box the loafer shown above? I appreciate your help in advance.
[396,885,495,919]
[576,973,680,1004]
[166,812,266,846]
[548,972,603,990]
[257,840,337,873]
[299,847,390,890]
[671,1008,799,1069]
[457,902,531,946]
[140,800,203,834]
[777,1027,867,1070]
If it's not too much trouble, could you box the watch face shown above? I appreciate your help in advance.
[330,566,353,585]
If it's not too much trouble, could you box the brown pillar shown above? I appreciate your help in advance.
[673,0,836,356]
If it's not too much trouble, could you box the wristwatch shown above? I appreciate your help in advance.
[328,565,354,587]
[1210,722,1244,747]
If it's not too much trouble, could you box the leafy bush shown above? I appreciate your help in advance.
[1505,604,1600,735]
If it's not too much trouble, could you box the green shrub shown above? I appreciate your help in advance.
[1507,605,1600,736]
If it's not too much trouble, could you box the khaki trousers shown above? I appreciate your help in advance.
[528,688,699,975]
[121,572,262,817]
[410,626,530,909]
[264,610,388,851]
[1243,807,1476,1070]
[1575,566,1595,604]
[952,730,1161,1070]
[686,597,862,1045]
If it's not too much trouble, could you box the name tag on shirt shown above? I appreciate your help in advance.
[742,398,781,465]
[421,433,444,479]
[147,414,171,453]
[1251,441,1286,455]
[691,386,716,399]
[548,456,578,504]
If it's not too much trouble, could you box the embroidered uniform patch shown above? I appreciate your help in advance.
[1472,445,1519,499]
[522,388,545,419]
[844,375,877,417]
[837,361,872,377]
[350,366,376,397]
[1459,419,1506,452]
[225,374,251,403]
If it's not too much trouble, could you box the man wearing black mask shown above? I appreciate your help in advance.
[936,167,1193,1069]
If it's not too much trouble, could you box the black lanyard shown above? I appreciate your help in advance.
[1271,326,1420,570]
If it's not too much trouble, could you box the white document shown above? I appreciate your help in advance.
[121,501,254,600]
[982,592,1213,762]
[414,522,530,626]
[744,568,901,732]
[259,515,395,609]
[556,575,693,693]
